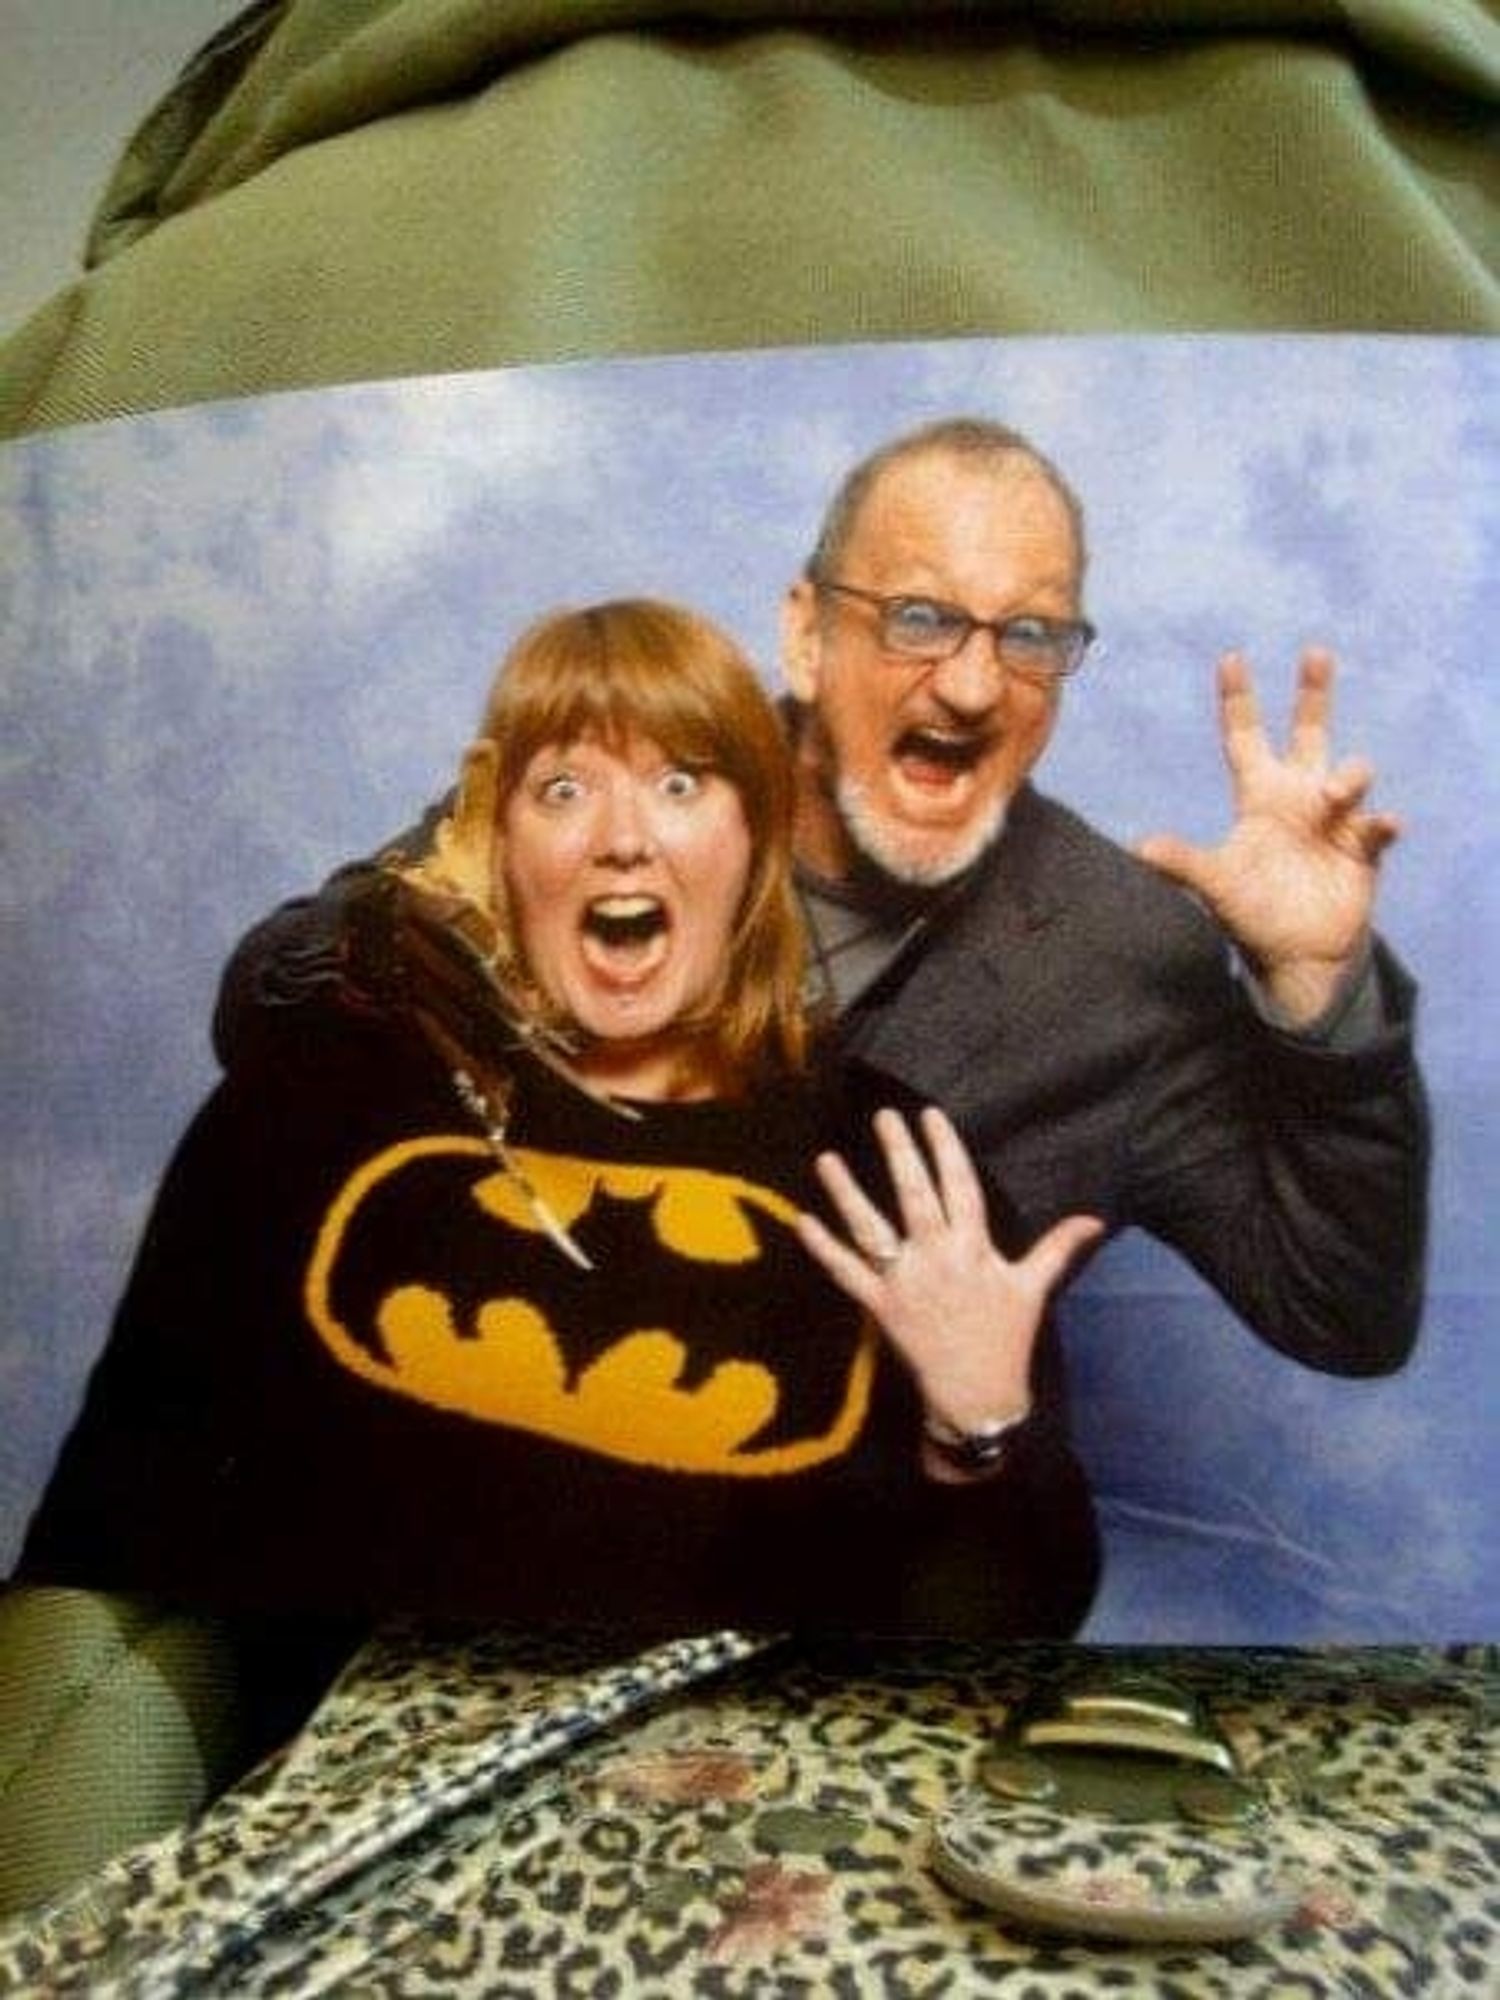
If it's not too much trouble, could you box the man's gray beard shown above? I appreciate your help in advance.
[835,776,1009,888]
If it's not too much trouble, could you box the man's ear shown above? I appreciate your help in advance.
[779,580,823,702]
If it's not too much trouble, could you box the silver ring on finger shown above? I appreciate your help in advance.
[861,1237,905,1272]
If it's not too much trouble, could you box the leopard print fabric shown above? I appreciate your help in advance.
[2,1635,1493,1995]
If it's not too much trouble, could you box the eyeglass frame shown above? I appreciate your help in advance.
[810,577,1096,682]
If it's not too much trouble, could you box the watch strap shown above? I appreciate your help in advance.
[923,1405,1032,1473]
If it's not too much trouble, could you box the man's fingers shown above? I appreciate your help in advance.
[1354,811,1402,863]
[1320,762,1400,862]
[1221,648,1343,774]
[1321,756,1374,816]
[1216,651,1264,775]
[1286,646,1336,767]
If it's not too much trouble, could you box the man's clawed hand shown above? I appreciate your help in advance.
[1137,649,1401,1025]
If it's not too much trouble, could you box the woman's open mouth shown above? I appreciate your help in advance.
[580,896,671,979]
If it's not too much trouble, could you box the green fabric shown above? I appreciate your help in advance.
[0,1587,248,1918]
[0,1587,356,1918]
[0,0,1493,435]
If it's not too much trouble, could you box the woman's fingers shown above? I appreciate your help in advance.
[1018,1213,1106,1297]
[803,1114,1102,1318]
[793,1200,882,1307]
[917,1105,988,1233]
[872,1107,947,1238]
[813,1106,1030,1267]
[812,1148,901,1265]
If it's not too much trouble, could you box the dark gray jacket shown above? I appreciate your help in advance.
[828,782,1428,1375]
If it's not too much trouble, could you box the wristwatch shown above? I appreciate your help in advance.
[922,1404,1033,1474]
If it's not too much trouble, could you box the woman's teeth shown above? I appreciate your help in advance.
[583,896,667,947]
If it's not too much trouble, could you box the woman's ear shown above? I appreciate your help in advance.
[779,580,823,702]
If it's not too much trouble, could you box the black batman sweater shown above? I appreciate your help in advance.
[21,1017,1098,1639]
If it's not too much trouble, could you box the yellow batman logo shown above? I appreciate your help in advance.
[304,1137,875,1475]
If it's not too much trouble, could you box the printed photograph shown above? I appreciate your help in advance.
[2,332,1492,1642]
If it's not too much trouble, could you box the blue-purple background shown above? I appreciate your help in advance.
[3,335,1494,1640]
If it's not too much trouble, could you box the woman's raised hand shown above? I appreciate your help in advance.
[795,1106,1102,1471]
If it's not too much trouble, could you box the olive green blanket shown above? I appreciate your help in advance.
[1,0,1495,435]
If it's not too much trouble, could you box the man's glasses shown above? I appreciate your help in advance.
[813,579,1095,683]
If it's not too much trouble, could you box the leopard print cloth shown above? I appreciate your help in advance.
[2,1633,1493,1995]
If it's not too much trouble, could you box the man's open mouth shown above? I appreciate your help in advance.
[894,726,990,776]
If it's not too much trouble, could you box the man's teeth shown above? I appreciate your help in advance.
[584,897,667,945]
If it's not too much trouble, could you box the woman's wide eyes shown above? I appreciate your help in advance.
[533,765,704,806]
[537,772,585,806]
[657,767,703,800]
